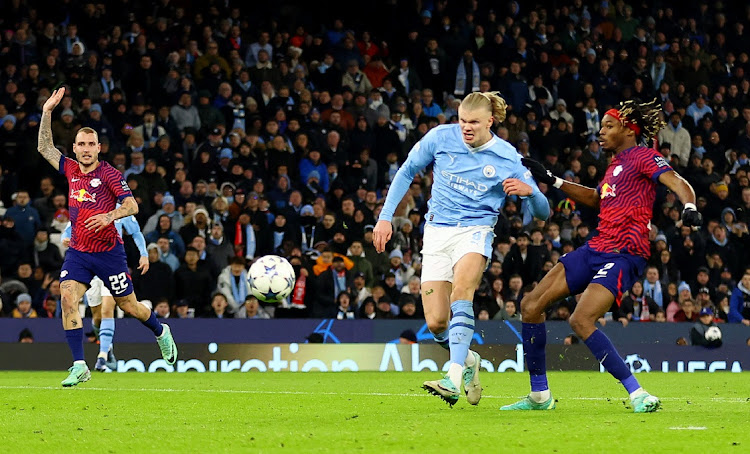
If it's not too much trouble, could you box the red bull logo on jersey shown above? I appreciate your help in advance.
[70,188,97,203]
[600,183,616,199]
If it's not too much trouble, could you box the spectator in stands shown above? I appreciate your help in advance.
[5,190,40,246]
[495,300,520,321]
[18,328,34,342]
[674,298,699,323]
[143,194,184,236]
[342,59,373,95]
[504,274,525,307]
[396,294,418,320]
[358,297,376,319]
[350,271,372,307]
[335,291,356,320]
[237,294,272,319]
[170,299,192,319]
[170,91,201,135]
[371,285,397,319]
[313,255,353,318]
[153,298,170,319]
[384,249,414,290]
[11,293,37,318]
[32,177,57,226]
[174,247,215,316]
[216,256,249,314]
[503,232,544,287]
[729,270,750,325]
[133,243,174,305]
[145,214,185,257]
[179,206,211,246]
[155,236,180,272]
[206,222,234,271]
[690,307,723,348]
[347,240,374,287]
[642,265,664,308]
[617,281,660,322]
[31,228,62,273]
[203,292,234,319]
[658,112,691,168]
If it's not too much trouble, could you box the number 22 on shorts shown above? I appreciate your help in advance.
[109,272,129,294]
[593,262,614,279]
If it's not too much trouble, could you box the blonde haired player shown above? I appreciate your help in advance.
[373,92,550,406]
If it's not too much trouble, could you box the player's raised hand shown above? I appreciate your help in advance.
[502,178,533,196]
[372,219,393,253]
[521,157,557,186]
[138,256,150,275]
[84,212,114,232]
[43,87,66,113]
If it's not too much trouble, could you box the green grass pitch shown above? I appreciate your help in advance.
[1,371,748,453]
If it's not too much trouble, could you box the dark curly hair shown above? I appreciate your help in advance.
[615,98,666,145]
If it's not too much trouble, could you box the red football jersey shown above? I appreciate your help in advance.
[59,156,133,252]
[588,146,672,259]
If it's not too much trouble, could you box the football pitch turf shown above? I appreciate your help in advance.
[1,371,748,453]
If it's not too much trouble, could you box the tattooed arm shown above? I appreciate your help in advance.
[38,88,67,171]
[109,196,139,219]
[84,197,139,232]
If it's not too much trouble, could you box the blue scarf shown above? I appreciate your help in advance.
[244,224,256,258]
[711,234,728,247]
[642,280,663,308]
[454,58,480,96]
[273,230,284,250]
[101,77,113,96]
[650,62,666,88]
[231,271,248,305]
[333,270,347,296]
[236,79,252,92]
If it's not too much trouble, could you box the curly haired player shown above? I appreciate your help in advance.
[507,99,702,412]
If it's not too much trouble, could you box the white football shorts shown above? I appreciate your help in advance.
[420,224,494,283]
[85,276,112,307]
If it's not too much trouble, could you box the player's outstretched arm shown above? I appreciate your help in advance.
[38,88,66,171]
[123,215,150,274]
[658,170,702,228]
[521,157,600,209]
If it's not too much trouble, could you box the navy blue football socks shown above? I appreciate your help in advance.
[584,329,640,394]
[65,328,85,362]
[523,322,549,392]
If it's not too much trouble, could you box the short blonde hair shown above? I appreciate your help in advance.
[460,91,508,123]
[75,126,100,143]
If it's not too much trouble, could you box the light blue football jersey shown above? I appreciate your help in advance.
[380,124,549,227]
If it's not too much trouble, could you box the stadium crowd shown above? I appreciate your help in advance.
[1,0,750,326]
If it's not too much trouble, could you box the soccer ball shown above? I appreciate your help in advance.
[248,255,296,303]
[704,326,722,341]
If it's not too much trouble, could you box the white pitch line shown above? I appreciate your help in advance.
[669,427,707,430]
[0,386,748,403]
